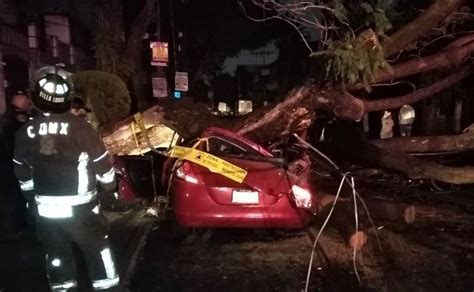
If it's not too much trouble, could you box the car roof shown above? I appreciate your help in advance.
[202,127,272,157]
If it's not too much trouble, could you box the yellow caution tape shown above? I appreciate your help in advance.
[131,114,246,182]
[132,112,165,155]
[169,146,247,183]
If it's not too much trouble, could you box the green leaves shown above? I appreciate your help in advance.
[330,0,349,22]
[360,2,374,14]
[358,0,393,36]
[312,30,391,90]
[304,0,397,88]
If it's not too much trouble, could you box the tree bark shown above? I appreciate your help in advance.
[101,66,470,154]
[382,0,466,58]
[370,126,474,153]
[95,0,123,73]
[119,0,156,80]
[101,101,226,155]
[95,0,156,80]
[363,66,471,112]
[364,144,474,184]
[351,34,474,90]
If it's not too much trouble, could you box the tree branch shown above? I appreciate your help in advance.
[237,85,313,136]
[370,127,474,153]
[366,144,474,184]
[382,0,466,58]
[363,66,471,112]
[351,34,474,89]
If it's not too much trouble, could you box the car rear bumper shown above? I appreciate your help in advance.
[170,181,312,229]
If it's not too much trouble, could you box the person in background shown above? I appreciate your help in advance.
[10,91,32,118]
[380,111,394,139]
[70,97,91,119]
[4,91,33,141]
[1,91,34,233]
[399,104,416,136]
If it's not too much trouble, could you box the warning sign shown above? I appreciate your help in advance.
[169,146,247,183]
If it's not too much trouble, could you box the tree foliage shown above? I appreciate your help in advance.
[314,30,391,90]
[245,0,397,88]
[315,0,394,88]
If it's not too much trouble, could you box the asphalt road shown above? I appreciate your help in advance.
[0,209,153,292]
[130,195,474,292]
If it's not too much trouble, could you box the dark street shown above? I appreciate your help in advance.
[131,193,474,291]
[0,209,154,292]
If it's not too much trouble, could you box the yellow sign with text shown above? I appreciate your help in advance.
[169,146,247,183]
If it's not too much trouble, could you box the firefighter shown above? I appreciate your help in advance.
[13,66,120,291]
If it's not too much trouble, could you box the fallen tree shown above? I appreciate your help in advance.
[97,0,474,184]
[370,124,474,153]
[364,144,474,184]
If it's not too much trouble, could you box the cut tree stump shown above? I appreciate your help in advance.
[311,193,416,251]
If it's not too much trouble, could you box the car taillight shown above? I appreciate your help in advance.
[291,185,313,208]
[175,162,199,184]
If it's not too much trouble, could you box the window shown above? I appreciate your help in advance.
[207,137,247,156]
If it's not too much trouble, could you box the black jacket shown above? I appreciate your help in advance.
[13,112,115,198]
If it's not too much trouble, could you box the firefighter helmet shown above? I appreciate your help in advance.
[31,66,72,114]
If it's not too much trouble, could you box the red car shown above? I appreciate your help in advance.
[163,127,317,229]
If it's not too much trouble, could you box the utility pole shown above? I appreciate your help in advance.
[168,0,179,99]
[169,0,177,72]
[151,0,168,102]
[155,0,161,39]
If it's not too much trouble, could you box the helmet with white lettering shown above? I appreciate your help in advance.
[31,66,73,114]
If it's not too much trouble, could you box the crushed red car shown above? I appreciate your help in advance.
[162,127,317,229]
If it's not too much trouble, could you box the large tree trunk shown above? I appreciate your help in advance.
[364,145,474,185]
[370,125,474,153]
[95,0,123,73]
[363,67,471,112]
[118,0,156,81]
[96,0,156,80]
[381,0,466,58]
[351,34,474,90]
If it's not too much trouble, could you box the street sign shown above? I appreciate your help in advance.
[152,77,167,98]
[150,42,168,66]
[175,72,188,92]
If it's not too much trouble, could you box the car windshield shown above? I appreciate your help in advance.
[181,136,284,166]
[207,137,282,162]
